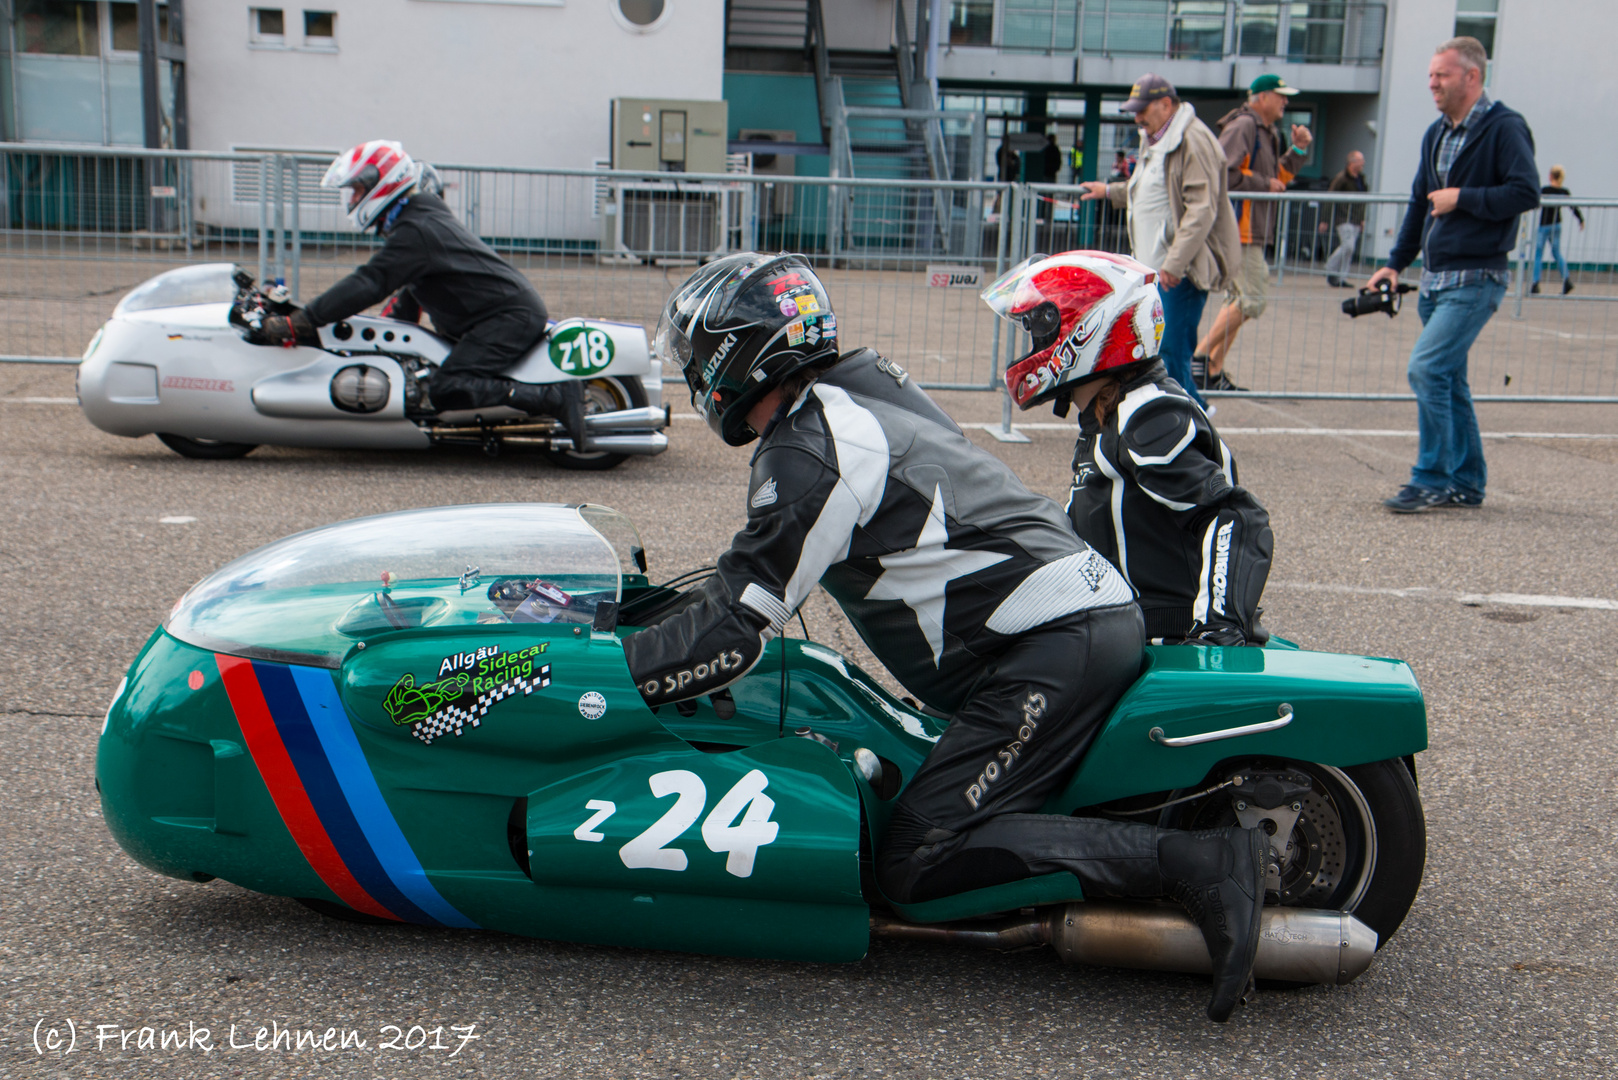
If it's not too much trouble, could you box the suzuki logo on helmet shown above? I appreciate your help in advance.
[702,334,738,385]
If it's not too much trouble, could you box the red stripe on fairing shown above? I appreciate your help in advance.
[214,654,397,920]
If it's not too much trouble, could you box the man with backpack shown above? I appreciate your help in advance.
[1191,75,1312,393]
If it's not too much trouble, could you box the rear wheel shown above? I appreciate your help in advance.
[543,376,646,471]
[1164,757,1425,950]
[156,433,257,460]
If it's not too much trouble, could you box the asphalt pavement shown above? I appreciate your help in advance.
[2,361,1616,1079]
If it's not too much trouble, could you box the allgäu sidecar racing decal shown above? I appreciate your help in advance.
[215,655,479,928]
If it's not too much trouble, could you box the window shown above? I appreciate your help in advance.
[251,8,286,44]
[108,3,174,52]
[1454,0,1497,58]
[617,0,664,27]
[304,10,336,43]
[111,3,141,52]
[949,0,993,45]
[16,0,100,56]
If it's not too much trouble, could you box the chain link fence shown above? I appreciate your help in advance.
[4,142,1615,413]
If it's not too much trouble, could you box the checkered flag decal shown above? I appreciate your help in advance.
[412,664,551,744]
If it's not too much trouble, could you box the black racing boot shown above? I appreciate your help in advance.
[507,381,590,452]
[1158,827,1267,1023]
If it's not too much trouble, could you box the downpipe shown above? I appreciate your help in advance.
[870,902,1378,986]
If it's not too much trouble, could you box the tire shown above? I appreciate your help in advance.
[156,433,258,460]
[543,375,646,471]
[1164,757,1425,951]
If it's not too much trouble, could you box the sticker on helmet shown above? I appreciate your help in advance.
[779,299,798,317]
[578,692,607,720]
[786,322,805,346]
[549,325,616,376]
[795,295,821,315]
[770,272,809,295]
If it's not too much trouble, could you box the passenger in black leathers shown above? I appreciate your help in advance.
[626,252,1268,1023]
[301,191,554,414]
[1067,361,1273,645]
[263,142,583,443]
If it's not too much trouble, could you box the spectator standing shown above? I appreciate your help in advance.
[1531,165,1583,294]
[1368,36,1539,513]
[1107,150,1129,182]
[1078,74,1241,411]
[1042,132,1063,183]
[996,138,1021,184]
[1190,74,1312,392]
[1324,151,1368,286]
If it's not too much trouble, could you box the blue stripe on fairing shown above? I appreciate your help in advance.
[252,662,440,926]
[287,664,480,929]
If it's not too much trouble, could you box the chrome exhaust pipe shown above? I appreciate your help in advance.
[1048,902,1377,986]
[870,902,1377,986]
[584,405,669,432]
[497,432,669,456]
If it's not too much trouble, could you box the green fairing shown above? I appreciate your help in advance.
[1047,645,1429,813]
[98,585,1427,959]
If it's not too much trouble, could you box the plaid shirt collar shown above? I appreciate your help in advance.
[1435,92,1493,184]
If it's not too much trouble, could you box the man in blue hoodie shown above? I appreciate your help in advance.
[1367,36,1538,513]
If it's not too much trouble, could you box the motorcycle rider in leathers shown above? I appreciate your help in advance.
[987,252,1273,646]
[624,252,1269,1022]
[261,140,587,449]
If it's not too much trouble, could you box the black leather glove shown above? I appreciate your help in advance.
[1181,622,1248,647]
[261,309,315,347]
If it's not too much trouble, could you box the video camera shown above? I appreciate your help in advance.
[1342,281,1416,318]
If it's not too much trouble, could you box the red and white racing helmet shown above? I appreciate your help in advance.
[321,140,425,230]
[981,251,1165,410]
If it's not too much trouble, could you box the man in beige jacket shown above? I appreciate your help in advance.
[1079,74,1240,409]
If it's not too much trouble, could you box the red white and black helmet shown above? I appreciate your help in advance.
[982,251,1164,410]
[321,140,425,231]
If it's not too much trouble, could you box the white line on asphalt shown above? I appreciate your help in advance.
[14,400,1613,442]
[1271,581,1618,611]
[663,413,1618,440]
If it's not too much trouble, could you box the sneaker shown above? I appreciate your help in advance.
[1563,280,1575,295]
[1383,484,1449,513]
[1441,490,1484,509]
[1209,372,1248,392]
[1189,354,1209,388]
[1326,275,1343,287]
[1530,282,1541,294]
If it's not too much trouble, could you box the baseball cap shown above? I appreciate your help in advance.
[1121,74,1177,114]
[1249,73,1300,96]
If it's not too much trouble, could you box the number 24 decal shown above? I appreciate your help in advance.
[572,769,780,878]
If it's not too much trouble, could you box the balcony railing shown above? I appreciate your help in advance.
[947,0,1386,66]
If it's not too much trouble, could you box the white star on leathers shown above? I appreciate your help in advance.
[864,483,1010,667]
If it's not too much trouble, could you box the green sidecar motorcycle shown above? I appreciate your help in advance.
[98,504,1426,986]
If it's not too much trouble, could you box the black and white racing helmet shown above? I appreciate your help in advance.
[653,252,839,446]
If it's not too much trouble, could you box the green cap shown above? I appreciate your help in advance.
[1249,73,1300,96]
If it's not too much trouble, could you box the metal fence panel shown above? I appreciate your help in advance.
[3,140,1614,408]
[1023,183,1618,402]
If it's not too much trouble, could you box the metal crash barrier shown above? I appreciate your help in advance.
[4,142,1615,424]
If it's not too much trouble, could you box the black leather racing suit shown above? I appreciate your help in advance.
[624,350,1175,907]
[1067,363,1273,644]
[301,192,549,411]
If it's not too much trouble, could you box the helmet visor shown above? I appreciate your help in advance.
[979,256,1048,320]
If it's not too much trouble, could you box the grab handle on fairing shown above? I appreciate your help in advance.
[1149,703,1294,747]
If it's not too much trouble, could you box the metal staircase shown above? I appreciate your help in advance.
[724,0,984,258]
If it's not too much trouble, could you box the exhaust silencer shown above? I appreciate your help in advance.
[871,902,1378,986]
[1048,902,1378,985]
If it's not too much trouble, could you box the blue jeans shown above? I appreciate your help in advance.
[1157,277,1208,409]
[1407,281,1506,498]
[1532,223,1567,283]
